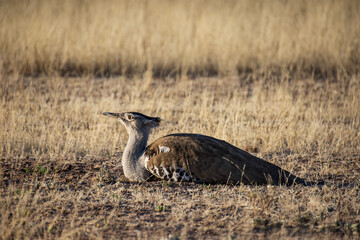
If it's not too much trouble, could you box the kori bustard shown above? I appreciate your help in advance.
[103,111,307,185]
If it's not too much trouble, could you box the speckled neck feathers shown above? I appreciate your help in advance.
[122,129,152,181]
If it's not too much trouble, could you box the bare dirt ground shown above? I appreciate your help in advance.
[1,153,360,240]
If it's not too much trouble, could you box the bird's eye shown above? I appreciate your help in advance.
[128,115,134,120]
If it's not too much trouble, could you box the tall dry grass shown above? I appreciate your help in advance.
[0,0,359,76]
[0,74,359,182]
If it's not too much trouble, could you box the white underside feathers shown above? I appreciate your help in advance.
[159,145,171,153]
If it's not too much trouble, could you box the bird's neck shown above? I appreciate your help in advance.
[122,130,150,181]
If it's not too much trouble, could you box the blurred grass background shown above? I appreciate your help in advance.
[0,0,359,77]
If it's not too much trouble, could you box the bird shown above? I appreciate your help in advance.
[102,111,308,186]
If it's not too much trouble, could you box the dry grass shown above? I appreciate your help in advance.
[0,0,359,76]
[0,74,359,239]
[1,75,359,164]
[1,0,360,239]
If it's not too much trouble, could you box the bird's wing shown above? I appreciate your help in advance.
[145,133,299,185]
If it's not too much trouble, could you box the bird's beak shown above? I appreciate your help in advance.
[102,112,122,119]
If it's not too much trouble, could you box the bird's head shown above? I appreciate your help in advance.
[102,111,161,134]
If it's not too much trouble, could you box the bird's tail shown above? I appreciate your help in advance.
[299,179,354,188]
[272,170,354,188]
